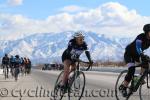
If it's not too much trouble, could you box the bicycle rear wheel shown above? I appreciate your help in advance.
[115,70,140,100]
[139,74,150,100]
[53,71,65,100]
[68,71,85,100]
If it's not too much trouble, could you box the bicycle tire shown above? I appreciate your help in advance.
[115,70,128,100]
[139,73,150,100]
[53,71,64,100]
[68,71,85,100]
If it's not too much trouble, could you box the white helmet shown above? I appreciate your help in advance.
[73,31,84,38]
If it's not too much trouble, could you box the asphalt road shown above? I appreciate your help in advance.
[0,69,148,100]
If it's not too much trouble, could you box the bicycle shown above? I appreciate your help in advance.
[53,59,92,100]
[115,56,150,100]
[3,64,9,80]
[14,65,20,81]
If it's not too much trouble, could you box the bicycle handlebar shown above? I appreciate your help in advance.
[76,59,93,71]
[134,57,150,68]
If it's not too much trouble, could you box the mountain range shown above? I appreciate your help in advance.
[0,32,140,64]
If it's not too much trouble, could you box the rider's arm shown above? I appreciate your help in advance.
[66,40,73,54]
[84,42,92,62]
[136,39,143,55]
[85,51,92,62]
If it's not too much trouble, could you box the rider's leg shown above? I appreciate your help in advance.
[62,60,72,86]
[140,62,148,75]
[123,50,136,87]
[120,50,136,97]
[70,63,76,72]
[6,65,9,77]
[124,64,136,87]
[2,65,4,73]
[141,67,145,75]
[119,63,135,97]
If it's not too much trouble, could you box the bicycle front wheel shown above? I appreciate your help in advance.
[115,70,140,100]
[53,71,65,100]
[68,71,85,100]
[139,73,150,100]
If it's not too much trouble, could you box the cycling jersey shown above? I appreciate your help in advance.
[124,33,150,83]
[14,58,21,68]
[2,56,9,65]
[125,33,150,63]
[62,39,88,62]
[10,57,15,63]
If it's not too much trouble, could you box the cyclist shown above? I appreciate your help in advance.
[24,57,30,75]
[14,55,21,81]
[2,54,10,78]
[20,57,25,76]
[27,58,32,74]
[10,55,15,77]
[60,31,93,91]
[119,24,150,97]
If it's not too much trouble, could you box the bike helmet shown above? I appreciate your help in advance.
[143,24,150,33]
[15,55,19,58]
[73,31,84,38]
[5,53,8,57]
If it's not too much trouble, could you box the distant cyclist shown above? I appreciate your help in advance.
[24,57,29,75]
[2,54,10,78]
[10,55,15,77]
[60,31,93,91]
[119,24,150,97]
[20,57,25,76]
[27,58,32,74]
[14,55,21,81]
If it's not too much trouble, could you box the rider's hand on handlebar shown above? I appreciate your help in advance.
[89,60,93,65]
[140,53,150,62]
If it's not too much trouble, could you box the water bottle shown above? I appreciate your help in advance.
[133,75,140,87]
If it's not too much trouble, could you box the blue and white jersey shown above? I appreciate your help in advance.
[126,33,150,57]
[66,39,88,59]
[14,58,21,67]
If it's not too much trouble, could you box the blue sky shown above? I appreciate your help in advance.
[0,0,150,19]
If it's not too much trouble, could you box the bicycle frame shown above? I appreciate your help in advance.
[68,60,91,88]
[131,63,150,92]
[68,61,81,86]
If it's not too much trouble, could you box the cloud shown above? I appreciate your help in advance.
[0,2,150,40]
[60,5,87,13]
[7,0,23,6]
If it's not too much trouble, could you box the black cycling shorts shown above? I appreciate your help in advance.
[124,49,140,64]
[62,50,72,62]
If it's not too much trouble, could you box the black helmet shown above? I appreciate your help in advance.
[5,53,8,57]
[143,24,150,33]
[15,55,19,58]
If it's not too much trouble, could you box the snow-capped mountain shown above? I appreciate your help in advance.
[0,31,135,64]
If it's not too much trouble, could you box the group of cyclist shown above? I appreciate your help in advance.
[1,53,31,81]
[59,24,150,97]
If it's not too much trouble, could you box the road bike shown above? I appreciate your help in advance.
[53,59,92,100]
[115,56,150,100]
[3,64,9,80]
